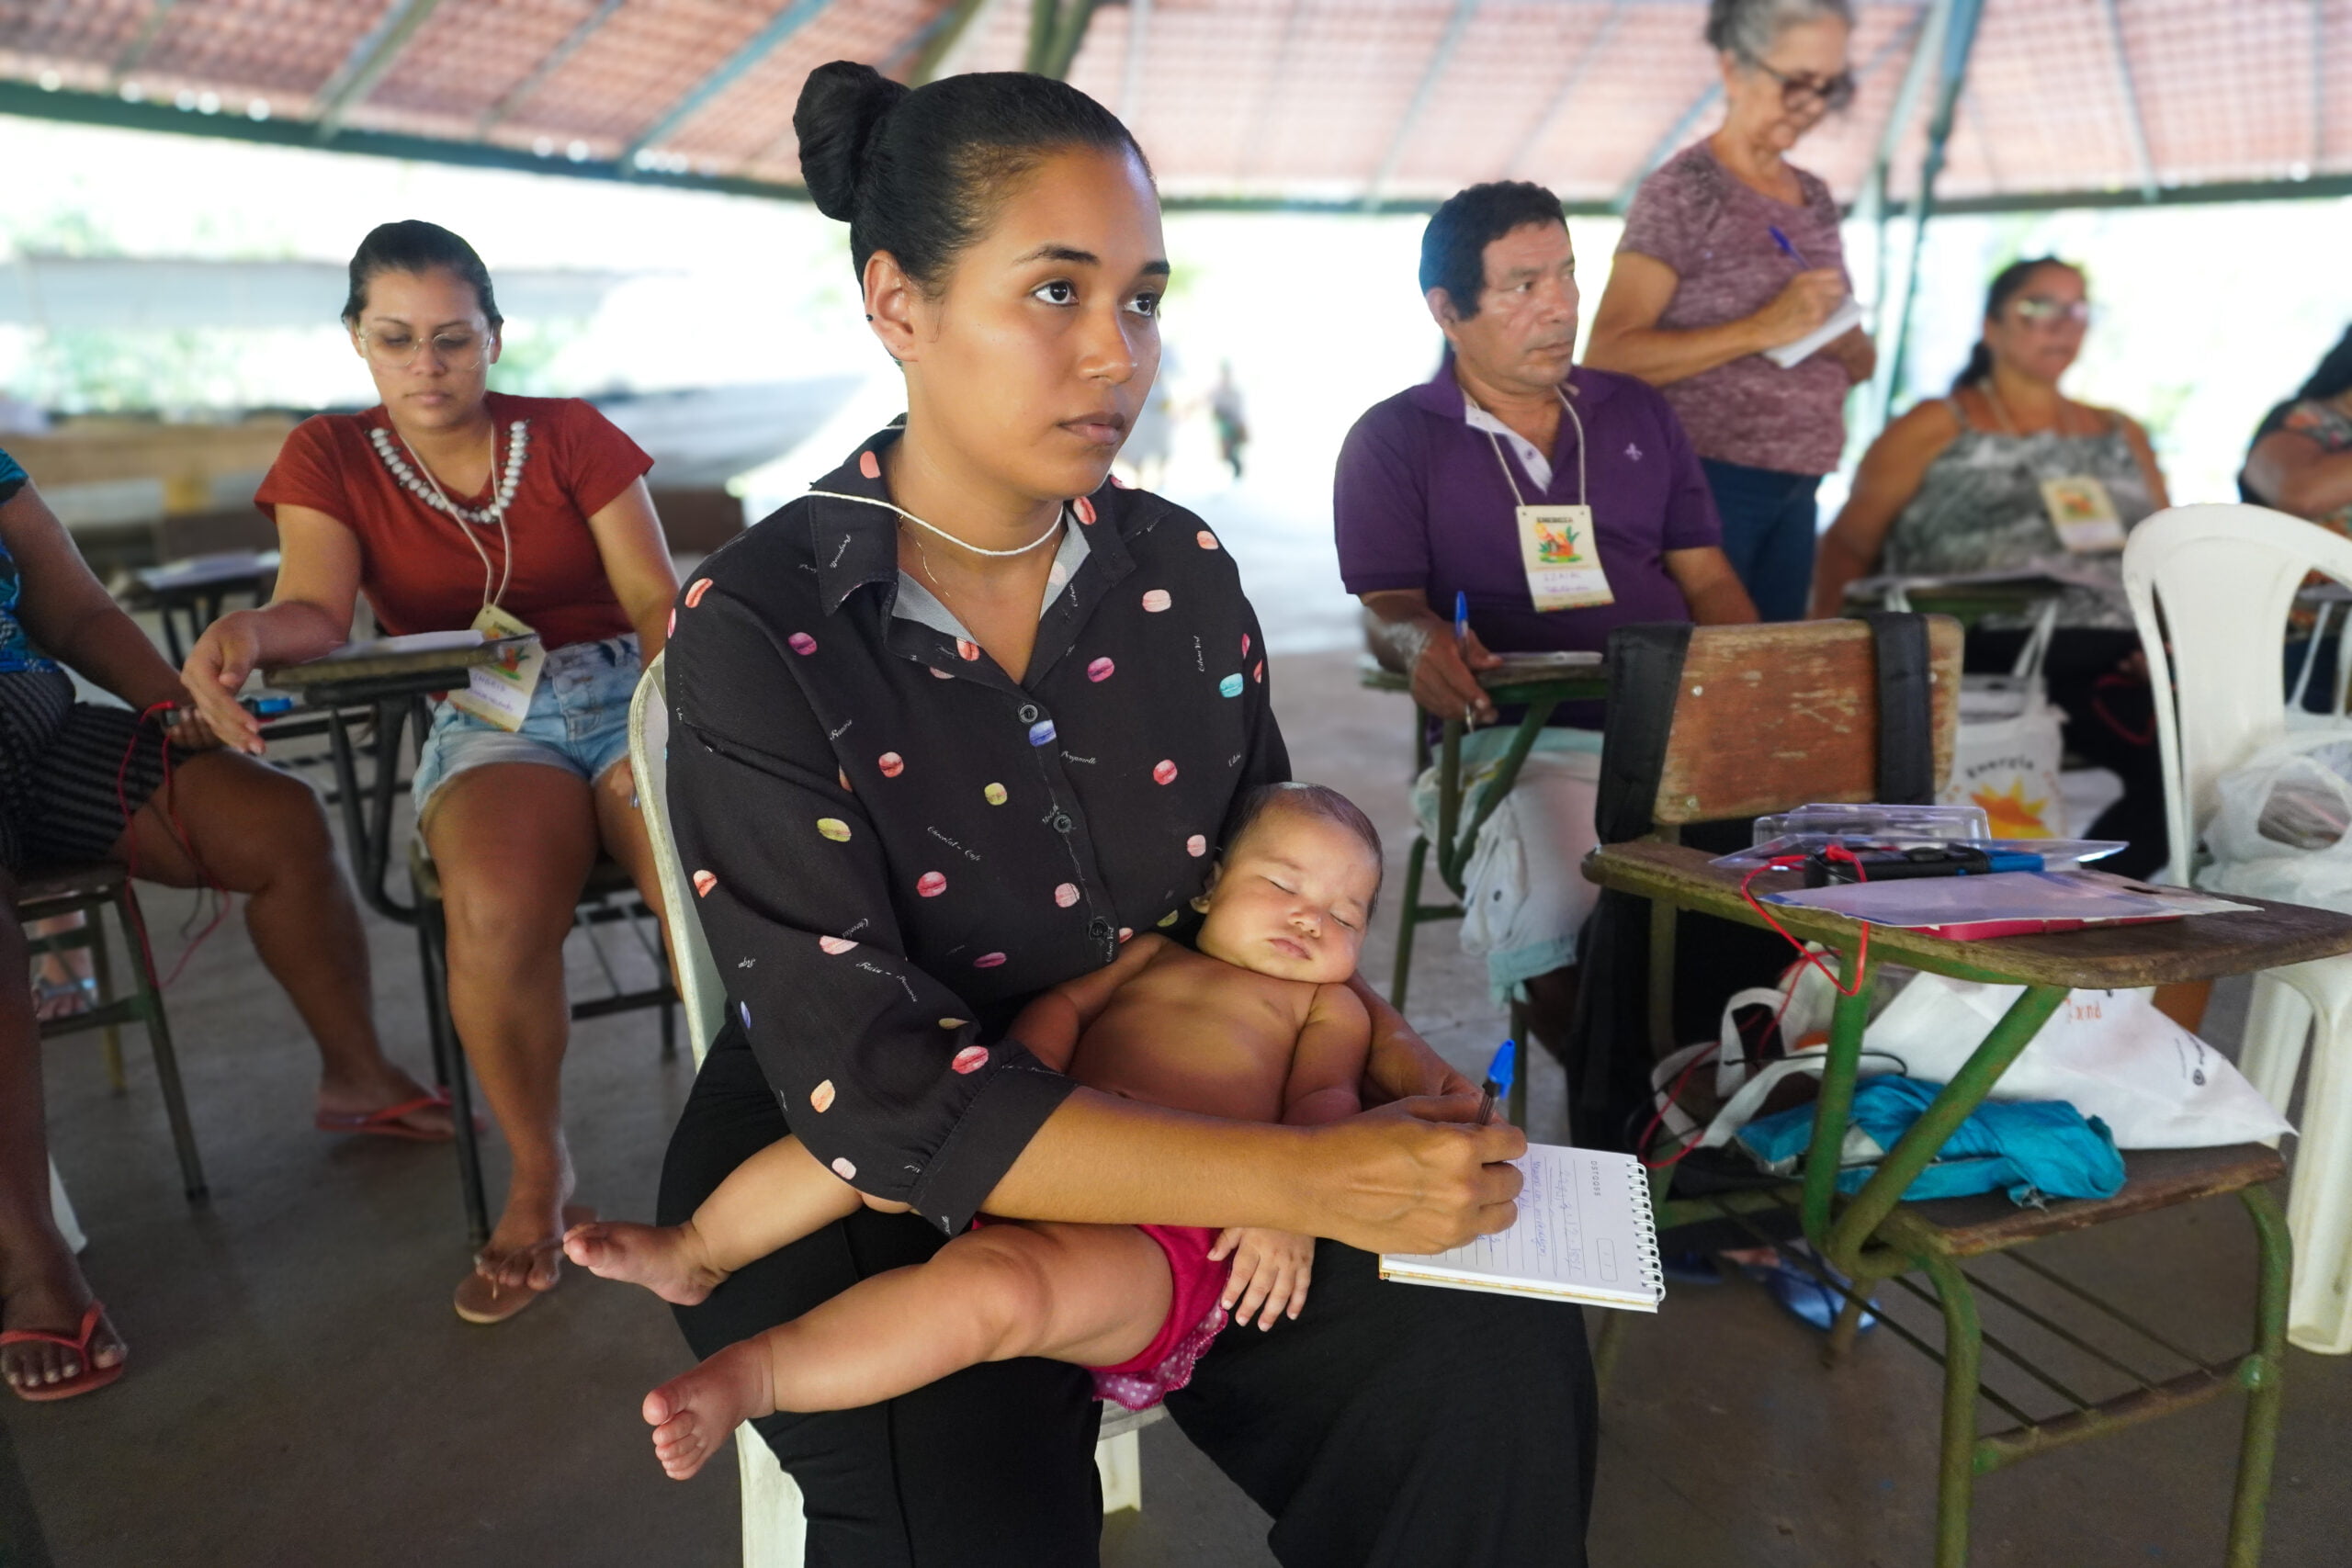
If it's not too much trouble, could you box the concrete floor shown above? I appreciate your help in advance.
[7,646,2352,1566]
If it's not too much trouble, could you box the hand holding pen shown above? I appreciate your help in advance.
[1402,589,1499,727]
[1758,225,1848,349]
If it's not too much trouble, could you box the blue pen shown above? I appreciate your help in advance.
[1768,225,1810,267]
[1479,1039,1516,1124]
[1453,589,1469,649]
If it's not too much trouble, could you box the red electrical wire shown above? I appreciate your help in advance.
[1641,847,1877,1167]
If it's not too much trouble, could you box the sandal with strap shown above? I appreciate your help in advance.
[2,1301,127,1404]
[315,1089,458,1143]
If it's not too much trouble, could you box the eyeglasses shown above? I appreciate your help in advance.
[2011,297,2093,327]
[358,326,489,371]
[1752,62,1857,114]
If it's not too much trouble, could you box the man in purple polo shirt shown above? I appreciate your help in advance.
[1336,180,1755,1054]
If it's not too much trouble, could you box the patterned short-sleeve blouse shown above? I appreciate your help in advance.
[1880,400,2157,629]
[665,432,1289,1235]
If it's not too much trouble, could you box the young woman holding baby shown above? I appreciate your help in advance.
[650,62,1597,1565]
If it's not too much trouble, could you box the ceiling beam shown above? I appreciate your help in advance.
[109,0,181,85]
[620,0,833,166]
[890,0,993,85]
[311,0,449,141]
[1238,1,1313,182]
[1612,79,1721,211]
[2312,0,2328,166]
[1026,0,1102,80]
[2096,0,2159,201]
[13,76,2352,220]
[1883,0,1987,406]
[1118,0,1152,120]
[1362,0,1480,209]
[1502,0,1627,181]
[477,0,629,135]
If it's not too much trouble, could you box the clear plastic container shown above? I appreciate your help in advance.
[1710,802,2124,871]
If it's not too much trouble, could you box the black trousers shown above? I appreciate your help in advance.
[661,1031,1600,1568]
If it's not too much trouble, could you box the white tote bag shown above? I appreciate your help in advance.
[1887,587,2068,839]
[1861,976,2290,1148]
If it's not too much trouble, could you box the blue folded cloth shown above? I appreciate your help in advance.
[1735,1076,2126,1205]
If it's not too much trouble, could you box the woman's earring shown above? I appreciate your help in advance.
[865,313,875,321]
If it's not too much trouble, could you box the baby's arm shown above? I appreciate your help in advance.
[1006,932,1170,1072]
[1214,983,1374,1329]
[1280,982,1373,1127]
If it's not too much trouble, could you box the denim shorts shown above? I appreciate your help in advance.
[412,633,642,819]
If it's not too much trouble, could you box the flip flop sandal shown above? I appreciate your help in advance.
[2,1301,127,1404]
[454,1205,596,1326]
[316,1089,459,1143]
[31,973,98,1022]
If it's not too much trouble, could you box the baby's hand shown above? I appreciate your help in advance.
[1209,1227,1316,1329]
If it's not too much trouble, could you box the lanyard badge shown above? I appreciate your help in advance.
[1482,386,1614,612]
[447,604,547,732]
[2039,474,2126,553]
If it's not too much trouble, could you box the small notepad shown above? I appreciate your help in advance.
[1378,1143,1665,1313]
[1763,295,1866,369]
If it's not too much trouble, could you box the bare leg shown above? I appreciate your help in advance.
[424,763,599,1293]
[0,874,127,1393]
[566,1136,863,1305]
[120,751,445,1130]
[643,1221,1172,1480]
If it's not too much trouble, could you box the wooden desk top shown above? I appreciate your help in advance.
[1587,840,2352,988]
[265,637,524,699]
[1357,655,1608,697]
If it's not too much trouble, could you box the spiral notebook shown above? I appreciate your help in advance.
[1378,1144,1664,1313]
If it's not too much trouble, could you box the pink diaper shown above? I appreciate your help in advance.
[1089,1224,1231,1411]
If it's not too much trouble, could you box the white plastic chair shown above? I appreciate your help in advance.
[2123,503,2352,1352]
[628,658,1151,1568]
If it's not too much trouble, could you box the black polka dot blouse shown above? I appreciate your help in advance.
[664,429,1290,1235]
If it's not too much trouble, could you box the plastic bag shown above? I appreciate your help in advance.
[1862,976,2290,1148]
[2201,732,2352,909]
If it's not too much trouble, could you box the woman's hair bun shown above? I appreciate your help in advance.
[796,62,908,220]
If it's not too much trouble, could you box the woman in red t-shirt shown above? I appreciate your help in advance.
[184,221,680,1325]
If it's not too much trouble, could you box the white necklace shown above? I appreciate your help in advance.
[370,418,528,607]
[371,420,529,529]
[807,490,1066,558]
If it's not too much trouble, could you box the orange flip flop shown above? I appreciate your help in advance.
[316,1089,458,1143]
[2,1301,126,1404]
[454,1205,596,1325]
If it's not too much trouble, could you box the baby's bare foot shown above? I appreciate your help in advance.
[562,1221,726,1306]
[643,1340,774,1481]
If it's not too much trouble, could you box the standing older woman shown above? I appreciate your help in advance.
[659,62,1589,1566]
[1585,0,1873,622]
[1811,258,2172,873]
[181,221,678,1325]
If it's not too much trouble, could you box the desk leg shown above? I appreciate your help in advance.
[419,899,491,1249]
[1925,1250,1982,1568]
[2228,1182,2289,1568]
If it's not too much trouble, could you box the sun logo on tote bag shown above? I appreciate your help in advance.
[1971,777,2056,838]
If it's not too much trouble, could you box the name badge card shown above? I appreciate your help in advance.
[447,604,546,732]
[2040,475,2127,553]
[1517,504,1613,611]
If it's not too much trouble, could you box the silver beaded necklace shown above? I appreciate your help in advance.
[369,418,529,607]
